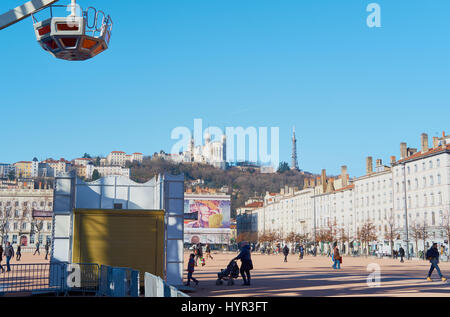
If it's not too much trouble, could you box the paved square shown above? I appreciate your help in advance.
[184,251,450,297]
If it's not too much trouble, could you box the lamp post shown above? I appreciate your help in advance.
[313,190,317,256]
[401,162,410,260]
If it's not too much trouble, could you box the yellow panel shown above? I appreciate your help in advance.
[72,209,165,285]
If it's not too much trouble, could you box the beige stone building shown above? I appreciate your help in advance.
[0,186,53,247]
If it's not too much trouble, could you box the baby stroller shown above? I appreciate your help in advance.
[216,260,240,286]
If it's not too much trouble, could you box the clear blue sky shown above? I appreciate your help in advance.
[1,0,449,177]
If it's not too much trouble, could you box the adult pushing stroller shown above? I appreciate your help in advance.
[216,259,240,286]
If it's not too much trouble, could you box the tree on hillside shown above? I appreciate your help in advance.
[130,157,311,217]
[82,153,92,159]
[277,162,290,174]
[95,156,101,167]
[92,169,101,181]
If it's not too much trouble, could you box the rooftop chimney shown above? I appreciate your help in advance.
[321,169,327,192]
[390,156,396,166]
[366,157,373,175]
[341,165,348,187]
[421,133,429,153]
[432,137,439,149]
[400,143,407,159]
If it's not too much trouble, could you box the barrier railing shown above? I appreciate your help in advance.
[98,265,139,297]
[0,262,139,297]
[0,263,65,295]
[144,272,189,297]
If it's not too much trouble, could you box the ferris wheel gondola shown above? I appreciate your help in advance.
[0,0,112,61]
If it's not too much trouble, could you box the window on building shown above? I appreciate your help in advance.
[22,223,27,230]
[429,161,433,169]
[437,174,441,185]
[437,159,440,167]
[12,235,17,244]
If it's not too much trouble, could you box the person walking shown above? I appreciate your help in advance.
[33,242,40,256]
[298,245,304,260]
[4,242,14,272]
[205,244,213,260]
[233,242,253,286]
[283,245,290,263]
[16,244,21,261]
[195,243,203,266]
[399,246,405,263]
[0,245,4,273]
[332,246,341,270]
[45,242,50,260]
[426,243,447,282]
[184,253,199,286]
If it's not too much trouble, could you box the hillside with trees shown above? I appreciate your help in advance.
[128,157,312,217]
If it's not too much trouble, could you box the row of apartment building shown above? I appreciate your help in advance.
[0,151,143,180]
[244,132,449,255]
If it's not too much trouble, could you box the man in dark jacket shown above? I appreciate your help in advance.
[4,242,14,272]
[233,243,253,286]
[0,245,4,273]
[426,243,447,282]
[283,245,290,262]
[399,247,405,263]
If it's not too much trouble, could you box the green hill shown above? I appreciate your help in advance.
[129,157,310,217]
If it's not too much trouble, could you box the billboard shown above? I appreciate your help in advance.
[184,199,230,229]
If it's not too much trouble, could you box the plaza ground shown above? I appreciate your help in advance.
[3,251,449,297]
[183,251,450,297]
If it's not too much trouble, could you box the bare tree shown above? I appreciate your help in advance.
[442,211,450,255]
[409,221,422,257]
[31,219,44,246]
[384,216,399,257]
[359,221,377,256]
[338,225,350,255]
[0,207,11,245]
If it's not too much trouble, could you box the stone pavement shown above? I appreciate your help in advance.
[184,251,450,297]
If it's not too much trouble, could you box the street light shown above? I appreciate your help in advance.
[401,162,410,260]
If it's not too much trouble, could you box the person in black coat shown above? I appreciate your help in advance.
[426,243,447,282]
[233,243,253,286]
[283,245,290,262]
[399,247,405,263]
[0,245,4,273]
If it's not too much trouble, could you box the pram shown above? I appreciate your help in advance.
[216,260,240,286]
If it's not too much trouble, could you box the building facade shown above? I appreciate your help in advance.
[0,186,53,247]
[251,132,450,256]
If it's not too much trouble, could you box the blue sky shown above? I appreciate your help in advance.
[0,0,449,177]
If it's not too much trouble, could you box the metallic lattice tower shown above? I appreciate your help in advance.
[291,126,299,170]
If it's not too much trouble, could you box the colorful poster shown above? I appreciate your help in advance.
[184,199,230,229]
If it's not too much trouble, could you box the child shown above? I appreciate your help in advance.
[185,253,199,286]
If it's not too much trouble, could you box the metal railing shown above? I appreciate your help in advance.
[98,265,139,297]
[144,272,189,298]
[0,263,65,295]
